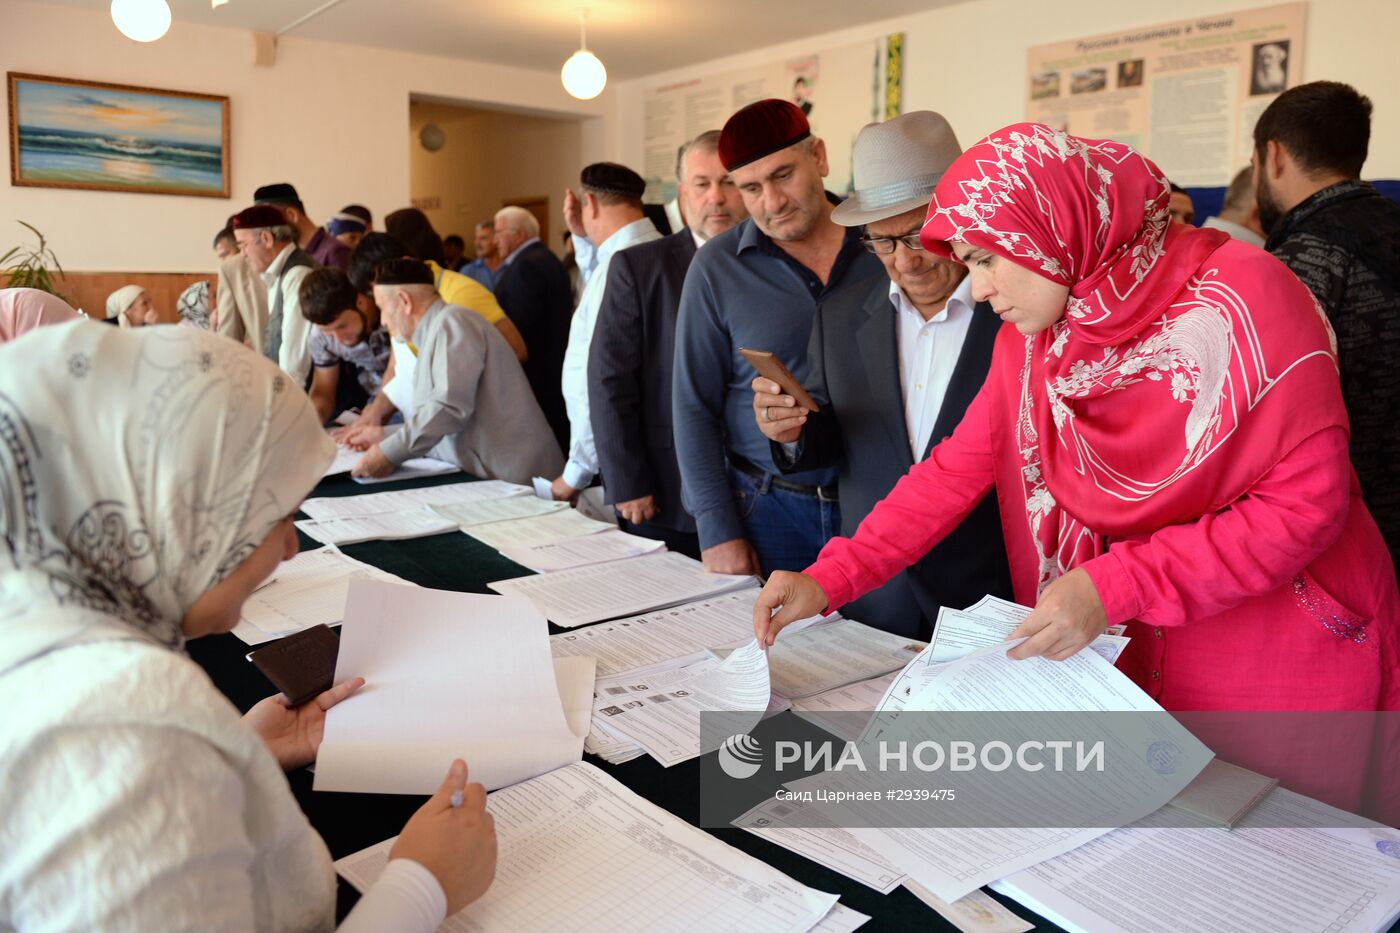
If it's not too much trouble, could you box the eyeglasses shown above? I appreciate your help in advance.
[859,232,925,254]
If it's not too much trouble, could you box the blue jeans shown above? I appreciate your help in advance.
[728,465,840,577]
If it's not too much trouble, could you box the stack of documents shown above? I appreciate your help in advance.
[335,761,853,933]
[460,508,615,549]
[991,788,1400,933]
[231,547,410,646]
[930,596,1130,665]
[431,495,569,528]
[498,528,666,572]
[314,579,594,794]
[488,551,757,628]
[297,480,533,545]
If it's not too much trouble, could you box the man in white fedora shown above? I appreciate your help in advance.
[750,110,1012,637]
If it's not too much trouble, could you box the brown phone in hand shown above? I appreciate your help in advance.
[739,348,821,413]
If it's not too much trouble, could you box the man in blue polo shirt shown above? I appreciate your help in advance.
[673,99,884,575]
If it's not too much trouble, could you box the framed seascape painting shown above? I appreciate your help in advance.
[8,73,229,198]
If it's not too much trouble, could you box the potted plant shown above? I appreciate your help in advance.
[1,220,68,301]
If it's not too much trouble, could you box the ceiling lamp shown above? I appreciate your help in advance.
[110,0,172,42]
[561,9,607,101]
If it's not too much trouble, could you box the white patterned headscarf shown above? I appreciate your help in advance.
[0,321,333,673]
[105,284,146,326]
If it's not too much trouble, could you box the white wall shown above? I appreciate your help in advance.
[0,0,608,272]
[612,0,1400,182]
[409,104,585,257]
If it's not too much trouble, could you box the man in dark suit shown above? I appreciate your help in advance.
[753,112,1012,638]
[491,205,573,447]
[588,131,748,558]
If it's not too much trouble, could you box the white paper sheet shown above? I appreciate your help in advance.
[431,496,570,527]
[902,881,1033,933]
[489,551,758,627]
[766,618,925,700]
[735,796,906,893]
[462,508,616,549]
[809,904,871,933]
[232,547,411,645]
[789,672,900,743]
[836,639,1213,902]
[930,607,1130,666]
[991,788,1400,933]
[351,457,460,485]
[295,508,458,546]
[591,640,776,766]
[300,480,530,521]
[531,475,553,500]
[314,580,591,794]
[334,762,840,933]
[550,590,766,677]
[322,445,362,477]
[499,529,666,572]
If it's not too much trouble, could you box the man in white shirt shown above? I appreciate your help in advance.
[231,205,319,384]
[750,111,1012,637]
[1201,165,1267,247]
[549,163,663,503]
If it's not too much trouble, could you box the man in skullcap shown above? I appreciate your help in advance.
[548,162,663,505]
[672,99,883,575]
[232,204,320,382]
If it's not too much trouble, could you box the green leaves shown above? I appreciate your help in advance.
[1,220,68,301]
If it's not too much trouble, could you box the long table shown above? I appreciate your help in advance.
[188,471,1058,931]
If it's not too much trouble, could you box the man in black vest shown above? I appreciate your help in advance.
[587,130,748,558]
[752,111,1012,638]
[490,205,573,448]
[231,204,320,385]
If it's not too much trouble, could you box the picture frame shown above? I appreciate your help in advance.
[8,72,230,198]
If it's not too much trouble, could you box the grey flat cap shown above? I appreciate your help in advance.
[831,111,963,227]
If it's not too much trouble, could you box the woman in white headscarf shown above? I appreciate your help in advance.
[0,322,495,931]
[105,284,153,327]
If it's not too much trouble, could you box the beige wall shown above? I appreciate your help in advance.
[0,0,608,273]
[409,104,585,258]
[612,0,1400,182]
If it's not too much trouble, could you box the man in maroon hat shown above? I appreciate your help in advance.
[672,99,884,576]
[231,204,320,384]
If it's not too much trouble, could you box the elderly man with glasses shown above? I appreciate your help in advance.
[750,111,1012,637]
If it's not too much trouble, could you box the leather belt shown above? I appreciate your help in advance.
[728,455,838,502]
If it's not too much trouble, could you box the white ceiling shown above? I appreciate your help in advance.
[50,0,956,80]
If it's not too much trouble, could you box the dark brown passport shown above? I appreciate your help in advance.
[246,624,340,706]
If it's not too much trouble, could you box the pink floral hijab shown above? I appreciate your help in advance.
[921,123,1346,593]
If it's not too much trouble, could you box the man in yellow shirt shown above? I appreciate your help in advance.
[349,233,528,362]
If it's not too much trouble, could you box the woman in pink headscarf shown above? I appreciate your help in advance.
[0,288,78,344]
[753,123,1398,713]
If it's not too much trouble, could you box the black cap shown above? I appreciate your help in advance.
[372,257,435,287]
[580,162,646,200]
[254,182,302,206]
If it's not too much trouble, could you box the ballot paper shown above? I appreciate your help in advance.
[829,638,1213,902]
[551,590,802,678]
[489,551,758,628]
[232,547,410,645]
[300,479,531,521]
[431,495,570,527]
[334,762,840,933]
[736,796,906,893]
[531,475,553,500]
[499,529,666,572]
[461,508,615,549]
[789,672,900,742]
[929,607,1130,666]
[591,640,776,767]
[902,881,1033,933]
[810,905,871,933]
[351,457,459,485]
[295,508,457,546]
[322,444,362,478]
[314,580,593,794]
[991,788,1400,933]
[764,618,925,700]
[961,595,1127,638]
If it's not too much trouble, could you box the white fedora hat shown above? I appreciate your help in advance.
[831,111,963,227]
